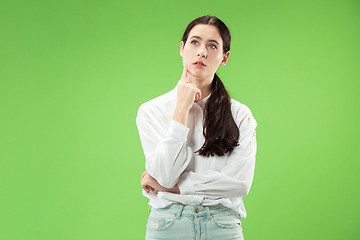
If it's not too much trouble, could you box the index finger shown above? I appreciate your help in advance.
[180,65,188,83]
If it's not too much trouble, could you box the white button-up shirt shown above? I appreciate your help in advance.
[136,81,257,218]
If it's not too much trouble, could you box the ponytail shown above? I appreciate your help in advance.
[195,73,239,157]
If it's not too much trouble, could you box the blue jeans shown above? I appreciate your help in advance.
[145,203,244,240]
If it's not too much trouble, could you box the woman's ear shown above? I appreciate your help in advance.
[180,41,184,57]
[220,51,231,66]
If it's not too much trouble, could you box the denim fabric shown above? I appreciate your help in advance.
[145,203,244,240]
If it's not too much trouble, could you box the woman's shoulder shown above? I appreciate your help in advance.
[230,98,253,114]
[136,88,177,120]
[230,98,257,127]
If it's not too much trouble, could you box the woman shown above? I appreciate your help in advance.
[136,15,257,240]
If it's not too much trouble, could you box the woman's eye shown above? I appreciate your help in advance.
[209,44,217,49]
[191,40,199,45]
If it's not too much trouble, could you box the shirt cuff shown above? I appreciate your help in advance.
[177,171,196,195]
[166,120,190,142]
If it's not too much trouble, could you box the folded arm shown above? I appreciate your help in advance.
[177,109,257,199]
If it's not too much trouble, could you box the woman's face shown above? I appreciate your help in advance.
[180,24,230,81]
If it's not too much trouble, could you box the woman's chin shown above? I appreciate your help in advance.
[189,70,210,79]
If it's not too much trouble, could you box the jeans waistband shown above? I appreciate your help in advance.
[149,203,237,220]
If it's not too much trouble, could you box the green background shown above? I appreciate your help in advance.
[1,0,359,239]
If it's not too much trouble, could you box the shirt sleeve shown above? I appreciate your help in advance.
[177,108,257,198]
[136,105,194,188]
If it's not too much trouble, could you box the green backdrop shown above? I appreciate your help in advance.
[1,0,359,239]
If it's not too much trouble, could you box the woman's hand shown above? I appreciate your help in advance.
[141,171,180,194]
[172,65,201,126]
[177,65,202,111]
[141,171,164,193]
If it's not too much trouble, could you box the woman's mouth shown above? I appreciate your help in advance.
[194,61,206,68]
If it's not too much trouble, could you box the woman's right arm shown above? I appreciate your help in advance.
[136,65,201,189]
[136,112,193,189]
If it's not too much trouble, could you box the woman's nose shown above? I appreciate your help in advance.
[197,46,207,58]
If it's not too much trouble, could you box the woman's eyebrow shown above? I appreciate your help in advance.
[189,36,220,45]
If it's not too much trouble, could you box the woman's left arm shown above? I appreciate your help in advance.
[177,108,257,198]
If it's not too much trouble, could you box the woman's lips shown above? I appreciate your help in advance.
[193,62,206,68]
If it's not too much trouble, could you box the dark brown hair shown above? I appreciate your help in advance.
[181,15,239,157]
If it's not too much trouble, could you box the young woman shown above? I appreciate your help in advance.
[136,15,257,240]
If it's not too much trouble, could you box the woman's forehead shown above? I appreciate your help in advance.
[188,24,222,43]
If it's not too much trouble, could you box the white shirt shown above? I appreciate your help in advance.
[136,81,257,218]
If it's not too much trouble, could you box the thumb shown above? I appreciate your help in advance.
[195,89,202,101]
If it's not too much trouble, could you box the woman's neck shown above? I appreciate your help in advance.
[188,74,212,100]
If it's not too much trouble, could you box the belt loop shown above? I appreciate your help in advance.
[206,206,211,220]
[176,204,185,220]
